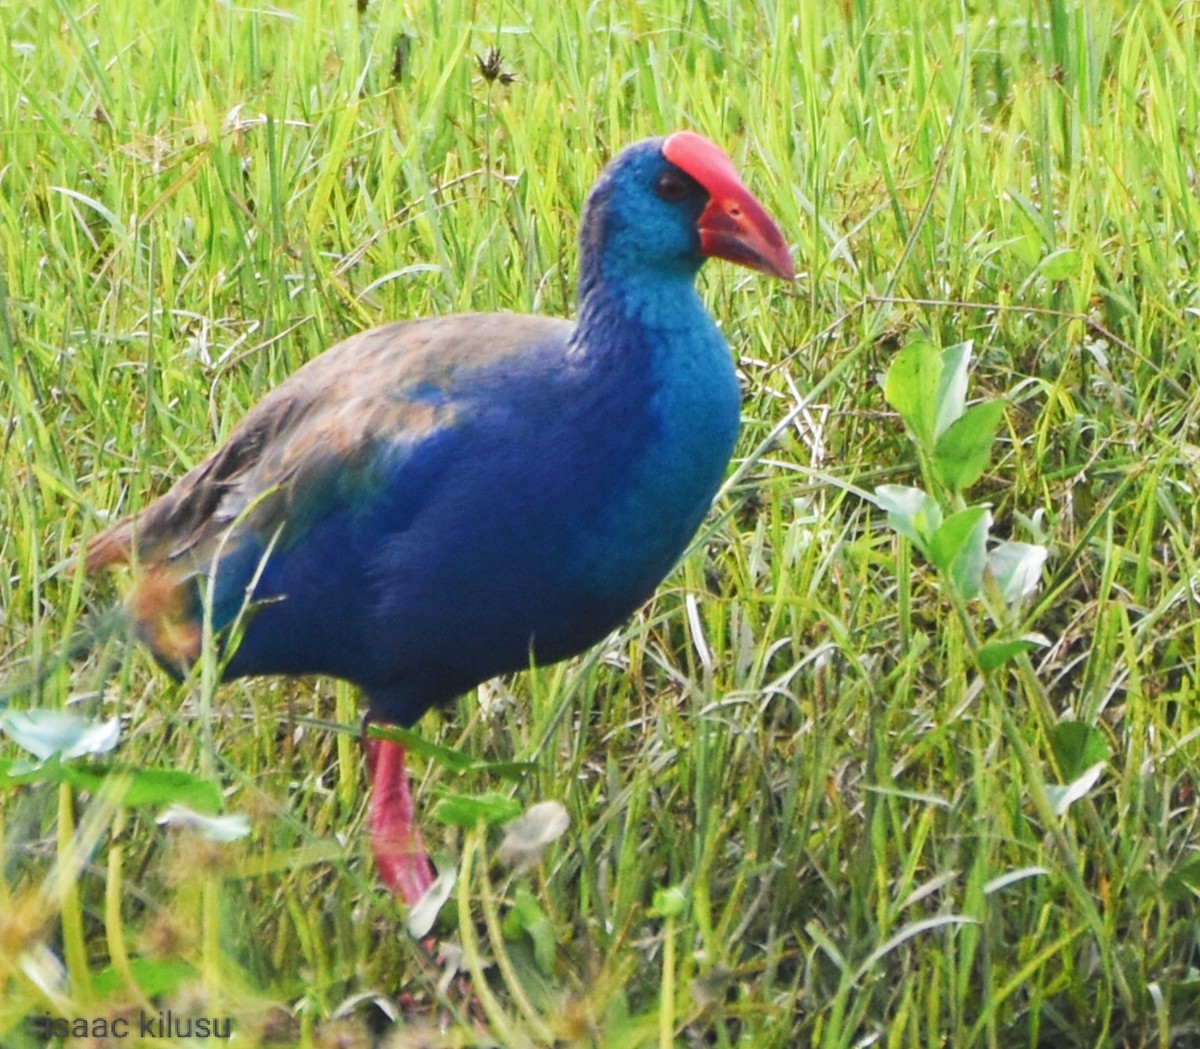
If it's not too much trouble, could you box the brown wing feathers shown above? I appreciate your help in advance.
[85,313,567,655]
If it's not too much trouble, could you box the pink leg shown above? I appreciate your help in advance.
[365,735,435,906]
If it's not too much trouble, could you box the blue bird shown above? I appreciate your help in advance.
[86,132,793,905]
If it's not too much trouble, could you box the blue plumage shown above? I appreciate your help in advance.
[87,133,793,903]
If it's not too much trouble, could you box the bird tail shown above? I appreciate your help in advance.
[84,518,202,675]
[123,566,202,671]
[84,518,136,573]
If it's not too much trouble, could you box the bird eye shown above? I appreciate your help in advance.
[655,172,690,202]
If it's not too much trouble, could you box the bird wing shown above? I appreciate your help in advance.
[85,313,572,662]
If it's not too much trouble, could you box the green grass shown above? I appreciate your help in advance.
[3,0,1200,1045]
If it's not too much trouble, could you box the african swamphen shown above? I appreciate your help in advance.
[86,132,793,906]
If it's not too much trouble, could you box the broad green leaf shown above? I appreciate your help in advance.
[934,341,973,439]
[1050,721,1110,782]
[0,758,223,813]
[978,633,1050,672]
[0,709,120,761]
[884,340,941,451]
[872,484,943,552]
[503,886,558,975]
[929,507,991,599]
[430,790,522,828]
[933,399,1005,493]
[987,541,1049,604]
[88,767,223,812]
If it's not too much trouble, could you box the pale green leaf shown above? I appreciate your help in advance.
[430,790,522,828]
[873,484,943,552]
[884,341,941,451]
[987,541,1049,604]
[929,507,991,599]
[934,340,973,439]
[933,399,1005,492]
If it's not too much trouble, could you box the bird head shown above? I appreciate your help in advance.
[579,132,794,288]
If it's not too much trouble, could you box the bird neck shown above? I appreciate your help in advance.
[558,252,740,607]
[573,255,710,358]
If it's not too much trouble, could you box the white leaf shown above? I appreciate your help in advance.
[1045,762,1105,816]
[872,485,943,548]
[497,800,570,872]
[987,541,1049,604]
[157,805,250,842]
[983,866,1051,895]
[934,340,973,438]
[405,869,457,940]
[0,710,120,761]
